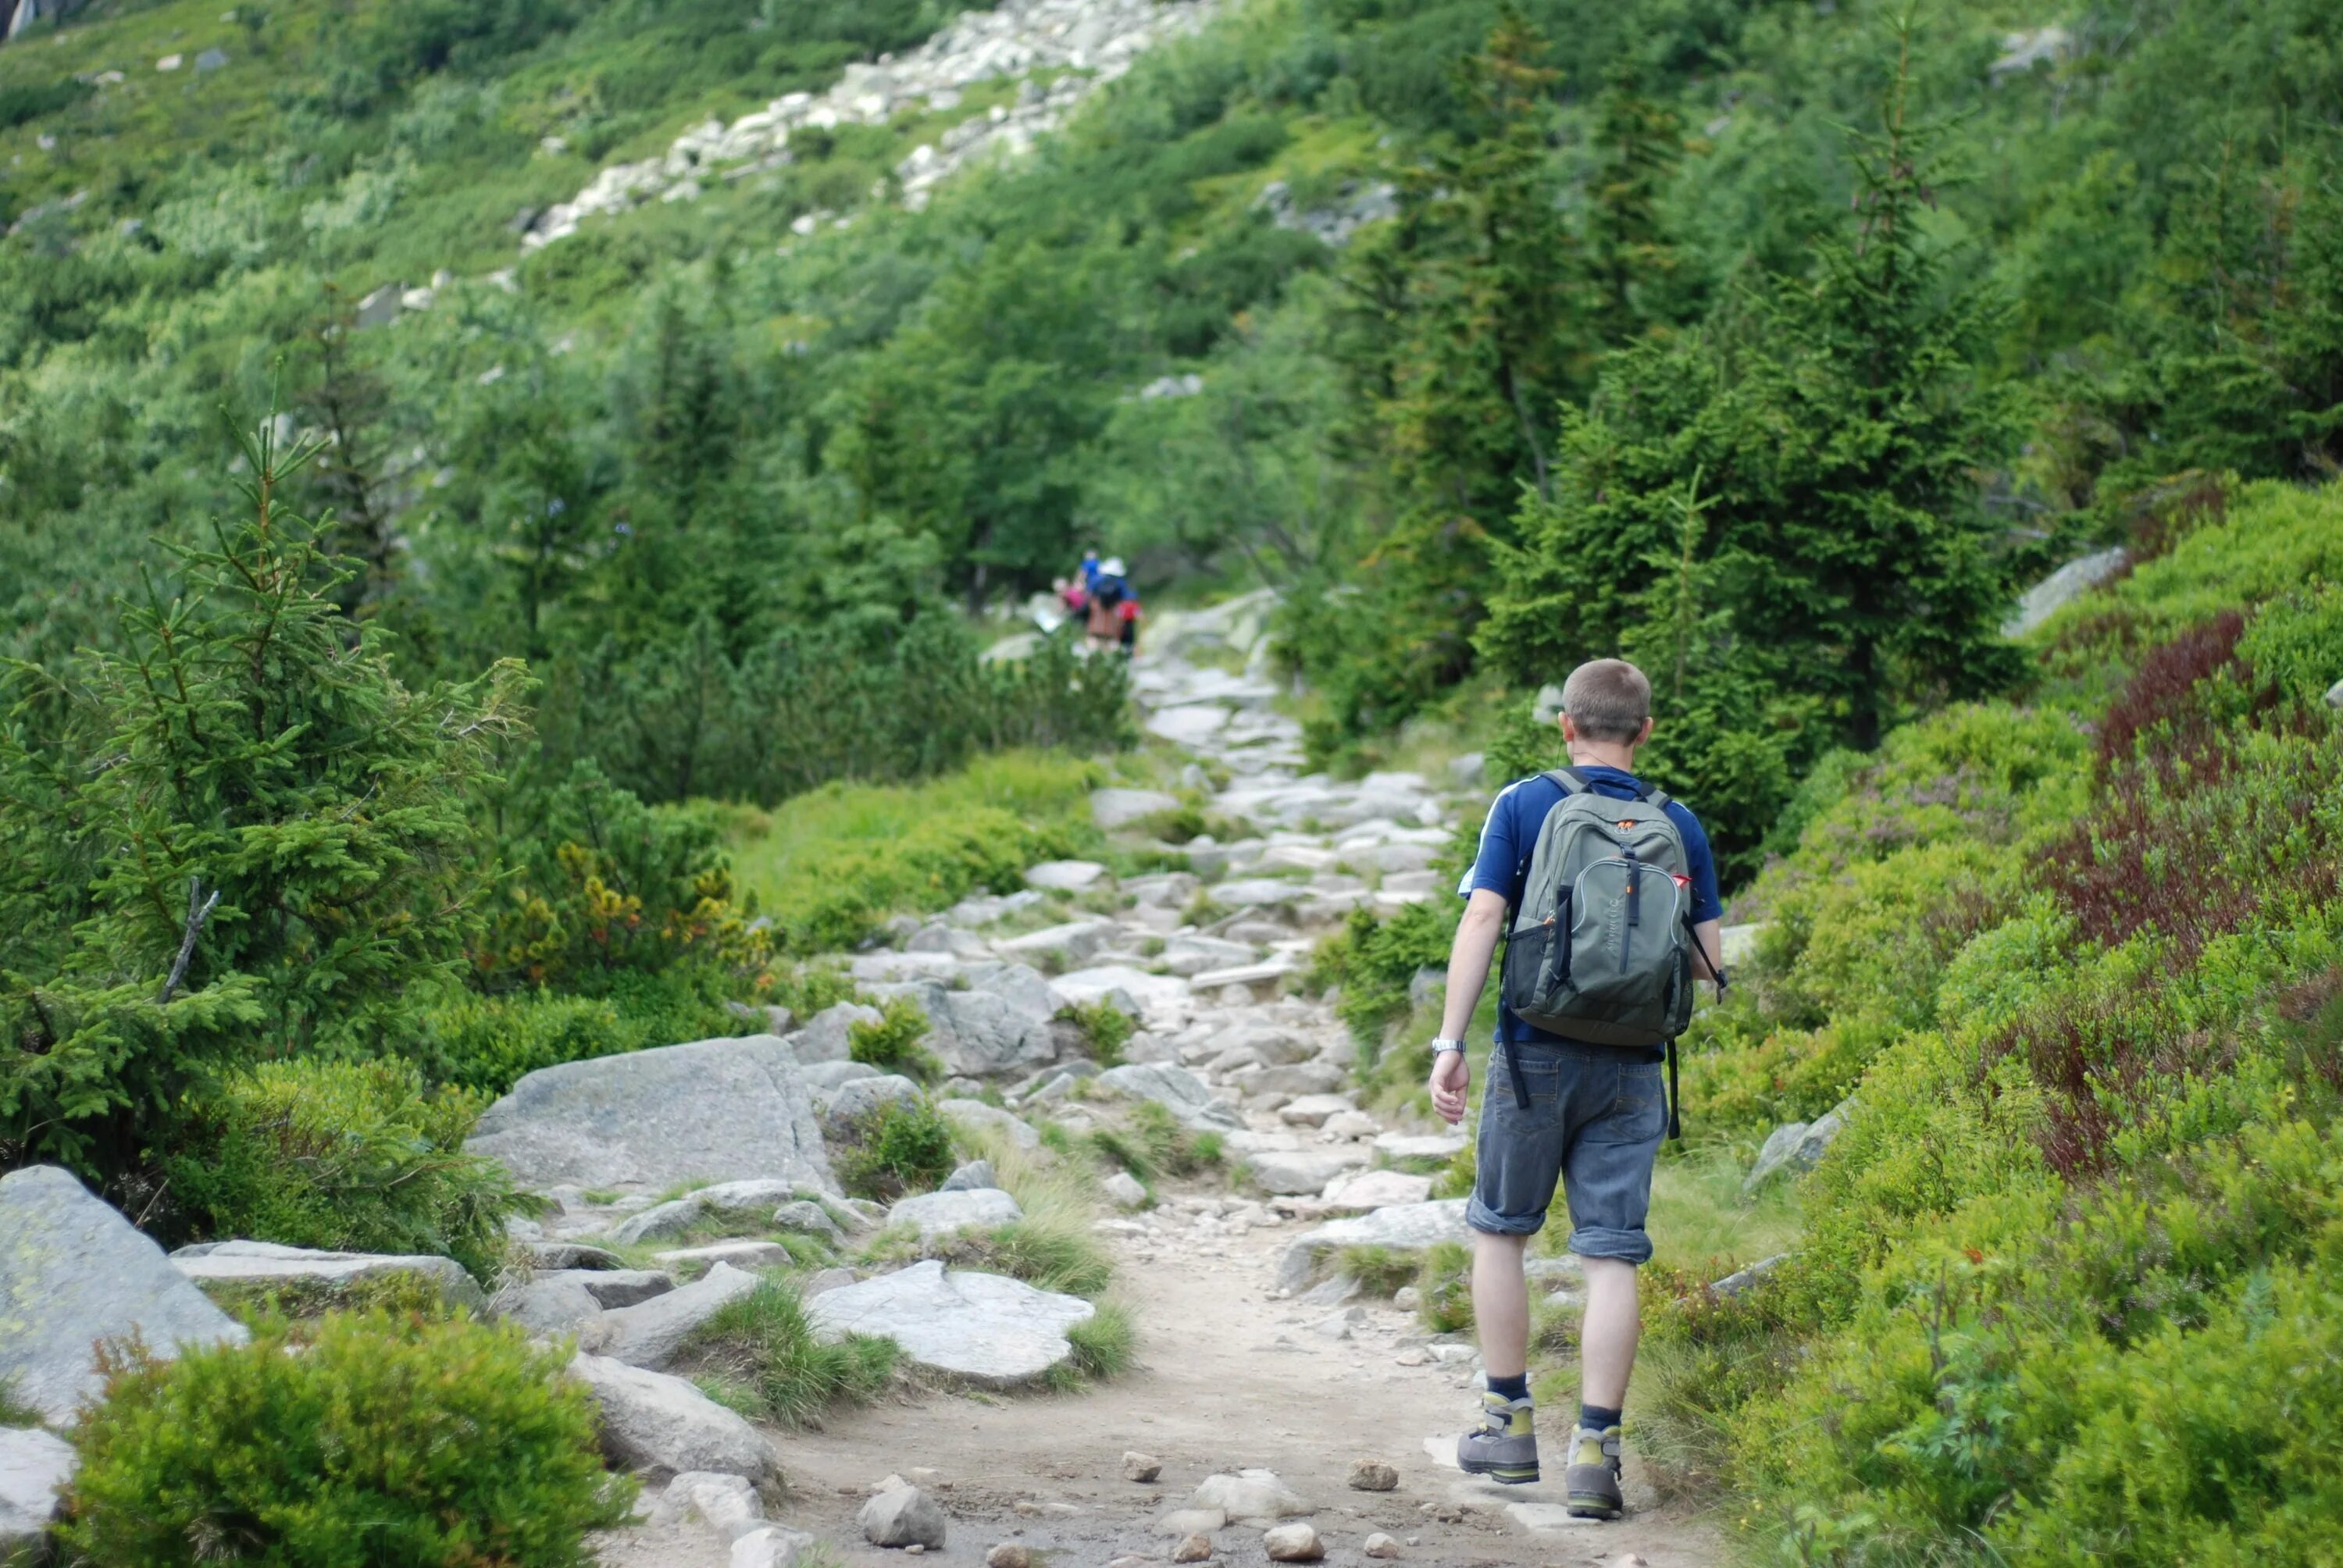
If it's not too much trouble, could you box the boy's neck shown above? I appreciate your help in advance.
[1567,741,1639,773]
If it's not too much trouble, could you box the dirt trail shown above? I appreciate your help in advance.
[603,600,1729,1566]
[772,1209,1725,1567]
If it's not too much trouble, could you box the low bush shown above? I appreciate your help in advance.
[680,1278,897,1430]
[1054,1302,1139,1389]
[1089,1099,1221,1181]
[201,1268,469,1330]
[858,1219,1115,1299]
[411,964,756,1096]
[831,1097,957,1201]
[849,997,943,1083]
[165,1058,519,1281]
[1414,1239,1475,1334]
[1311,900,1461,1053]
[1336,1244,1421,1295]
[1056,1001,1136,1067]
[60,1310,629,1566]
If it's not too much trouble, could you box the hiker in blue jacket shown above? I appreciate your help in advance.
[1428,657,1726,1520]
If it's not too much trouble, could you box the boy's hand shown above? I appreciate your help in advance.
[1429,1049,1470,1124]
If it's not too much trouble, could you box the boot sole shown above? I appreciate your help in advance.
[1457,1456,1540,1485]
[1564,1493,1623,1519]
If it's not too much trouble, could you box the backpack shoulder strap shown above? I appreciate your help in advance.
[1542,767,1589,796]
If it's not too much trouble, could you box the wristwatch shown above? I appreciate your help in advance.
[1430,1038,1466,1056]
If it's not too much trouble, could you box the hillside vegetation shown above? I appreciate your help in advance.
[2,0,2341,1561]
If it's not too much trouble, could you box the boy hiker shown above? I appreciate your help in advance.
[1428,658,1726,1520]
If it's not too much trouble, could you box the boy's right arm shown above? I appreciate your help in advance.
[1428,888,1507,1124]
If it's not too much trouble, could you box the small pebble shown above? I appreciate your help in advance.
[1364,1534,1403,1559]
[1124,1449,1164,1483]
[1347,1459,1399,1492]
[1172,1534,1214,1563]
[1264,1522,1324,1563]
[986,1547,1032,1568]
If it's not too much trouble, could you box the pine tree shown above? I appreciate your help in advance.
[1583,59,1689,345]
[0,418,527,1188]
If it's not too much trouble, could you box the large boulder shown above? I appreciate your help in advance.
[994,920,1117,968]
[567,1353,781,1484]
[826,1074,924,1125]
[0,1167,248,1424]
[583,1262,761,1370]
[2004,545,2128,637]
[806,1260,1093,1389]
[1050,966,1195,1025]
[466,1035,835,1195]
[1275,1199,1471,1292]
[490,1275,606,1336]
[787,1003,882,1064]
[879,965,1061,1080]
[1,1427,77,1552]
[170,1240,486,1312]
[886,1188,1023,1239]
[937,1099,1041,1153]
[1094,1064,1241,1130]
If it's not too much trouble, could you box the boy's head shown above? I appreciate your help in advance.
[1559,658,1653,749]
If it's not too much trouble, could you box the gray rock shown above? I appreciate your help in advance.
[995,919,1117,967]
[1252,1063,1347,1098]
[1742,1122,1811,1192]
[1277,1094,1355,1128]
[1794,1099,1854,1168]
[1275,1199,1471,1292]
[1093,787,1180,830]
[1102,1171,1149,1210]
[1193,1470,1311,1525]
[556,1268,675,1310]
[1159,935,1259,977]
[467,1035,834,1195]
[1319,1170,1433,1211]
[826,1074,924,1124]
[1364,1531,1403,1558]
[1372,1129,1467,1160]
[492,1275,605,1336]
[1297,1274,1361,1307]
[939,1099,1041,1152]
[567,1353,781,1484]
[606,1196,711,1246]
[1096,1064,1241,1130]
[1244,1148,1368,1196]
[807,1260,1093,1388]
[1532,683,1566,724]
[1710,1253,1792,1297]
[651,1470,765,1541]
[861,1484,948,1548]
[886,1188,1022,1239]
[1025,859,1109,892]
[1264,1522,1325,1561]
[2327,676,2343,711]
[583,1262,761,1369]
[1447,752,1486,788]
[1202,1021,1315,1067]
[170,1239,486,1311]
[801,1059,886,1092]
[1,1426,77,1551]
[2004,545,2128,637]
[522,1241,627,1271]
[654,1241,799,1273]
[940,1160,997,1192]
[1348,1459,1399,1491]
[733,1524,822,1567]
[1719,922,1764,970]
[883,967,1062,1079]
[790,1003,883,1064]
[0,1166,248,1424]
[771,1200,845,1242]
[803,1267,858,1297]
[194,47,228,70]
[1209,878,1307,911]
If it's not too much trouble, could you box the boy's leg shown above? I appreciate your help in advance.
[1557,1057,1668,1520]
[1456,1046,1564,1485]
[1576,1256,1639,1408]
[1471,1231,1532,1379]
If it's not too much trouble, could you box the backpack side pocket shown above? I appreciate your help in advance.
[1500,891,1572,1021]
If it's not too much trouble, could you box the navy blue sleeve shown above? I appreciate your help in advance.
[1463,781,1526,900]
[1669,803,1724,924]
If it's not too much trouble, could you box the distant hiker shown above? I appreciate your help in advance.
[1428,658,1726,1520]
[1086,556,1136,654]
[1053,574,1089,625]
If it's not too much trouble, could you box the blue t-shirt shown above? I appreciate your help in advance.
[1460,766,1724,1053]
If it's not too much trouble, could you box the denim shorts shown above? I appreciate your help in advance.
[1466,1043,1667,1263]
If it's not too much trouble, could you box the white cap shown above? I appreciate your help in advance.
[1100,557,1126,576]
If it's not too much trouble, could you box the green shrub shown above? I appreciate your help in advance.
[165,1058,519,1282]
[1336,1245,1421,1296]
[1052,1301,1138,1389]
[201,1268,469,1331]
[1089,1099,1220,1183]
[60,1310,629,1566]
[1312,899,1460,1052]
[849,997,943,1082]
[832,1097,957,1201]
[1056,1001,1136,1067]
[858,1220,1115,1299]
[411,964,756,1096]
[679,1278,896,1430]
[0,1376,39,1427]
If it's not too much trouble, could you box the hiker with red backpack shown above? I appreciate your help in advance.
[1428,658,1726,1520]
[1084,556,1139,654]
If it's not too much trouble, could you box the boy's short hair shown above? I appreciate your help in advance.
[1560,658,1652,744]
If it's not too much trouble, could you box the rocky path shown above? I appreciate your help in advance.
[606,595,1728,1566]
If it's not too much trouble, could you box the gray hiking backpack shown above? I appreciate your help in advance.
[1497,768,1707,1133]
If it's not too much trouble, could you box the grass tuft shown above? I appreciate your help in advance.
[679,1278,897,1431]
[1050,1301,1139,1391]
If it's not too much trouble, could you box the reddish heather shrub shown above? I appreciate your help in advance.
[2093,611,2247,774]
[1985,990,2235,1178]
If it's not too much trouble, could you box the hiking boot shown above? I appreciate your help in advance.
[1456,1392,1539,1484]
[1563,1424,1624,1519]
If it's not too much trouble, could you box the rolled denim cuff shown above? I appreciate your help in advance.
[1565,1224,1653,1264]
